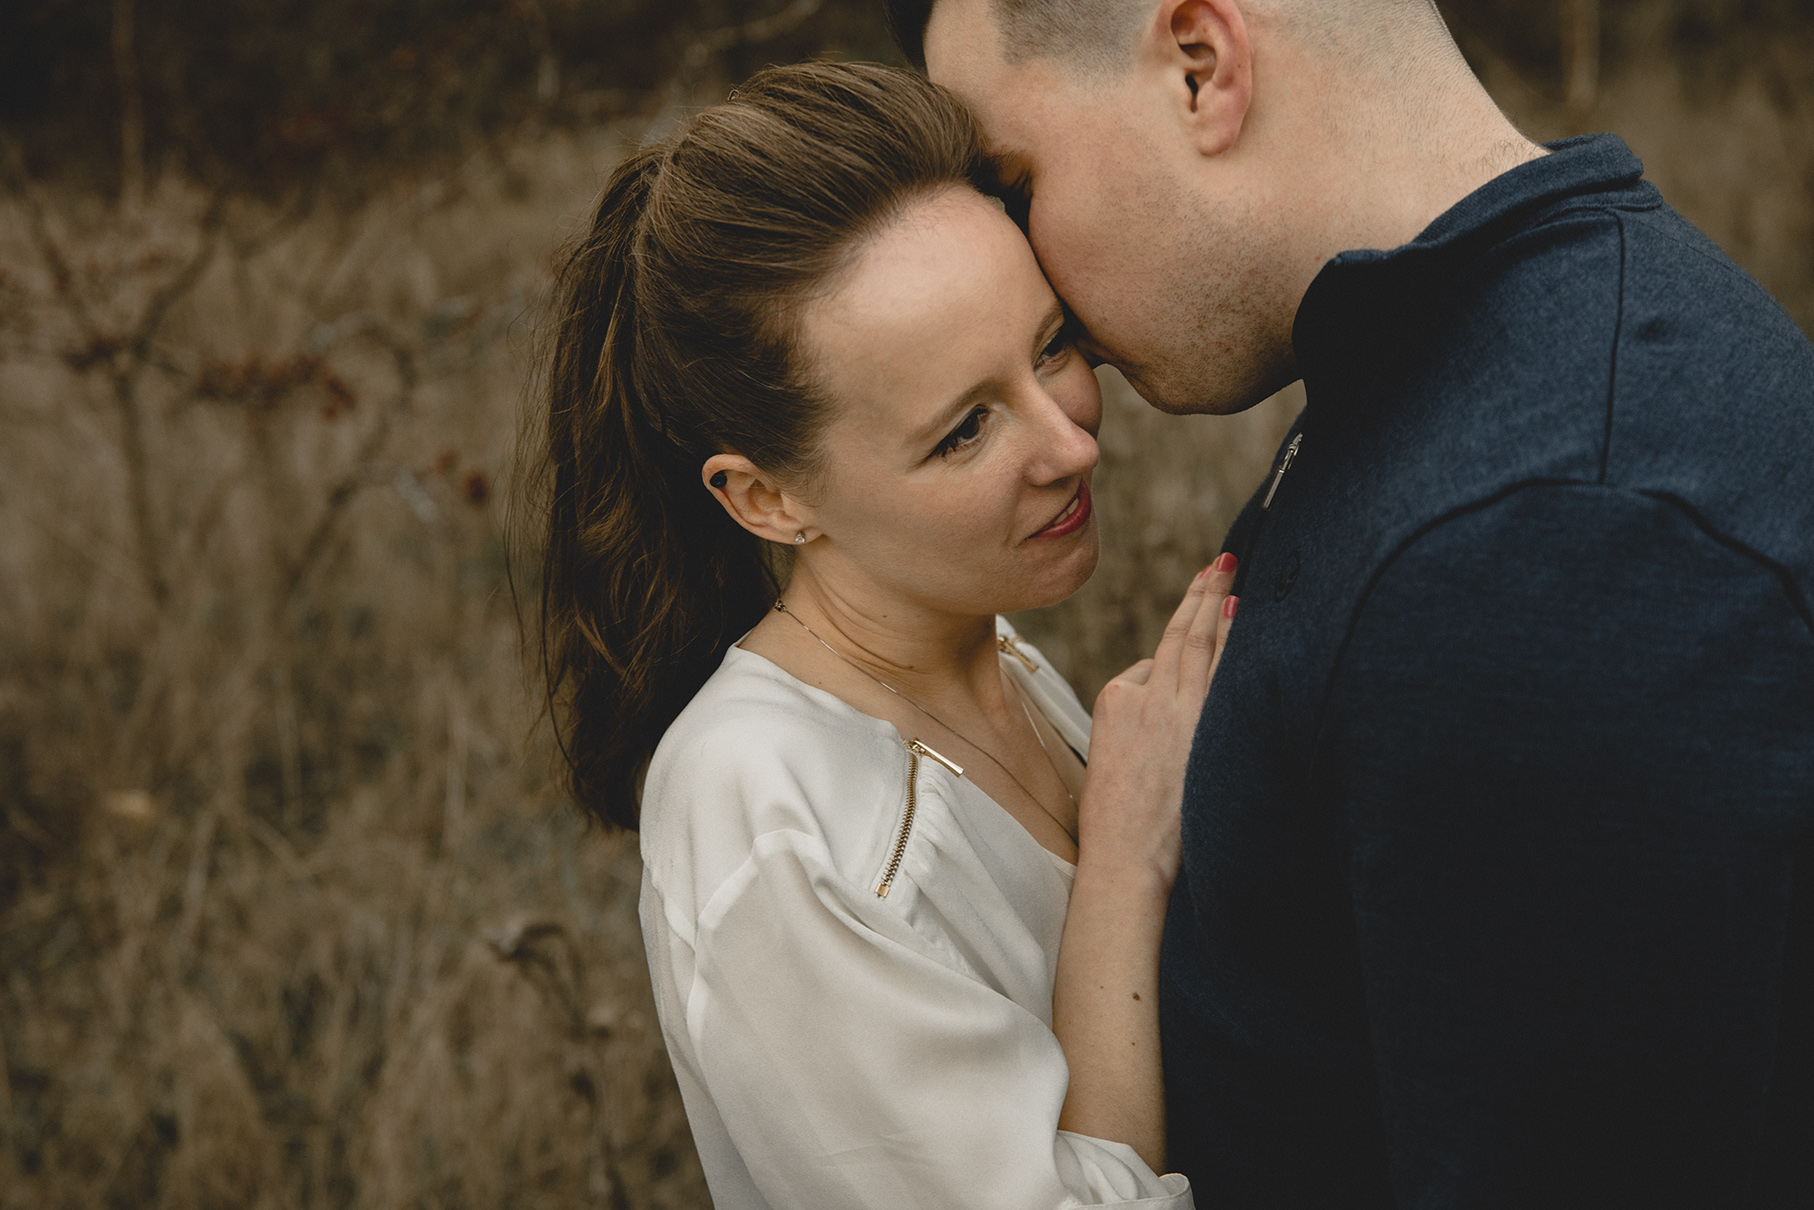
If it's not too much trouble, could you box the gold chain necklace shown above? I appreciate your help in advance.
[772,601,1078,838]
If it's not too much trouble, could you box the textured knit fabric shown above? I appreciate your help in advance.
[1162,134,1814,1209]
[641,619,1194,1210]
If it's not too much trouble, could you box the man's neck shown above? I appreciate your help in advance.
[1266,46,1547,305]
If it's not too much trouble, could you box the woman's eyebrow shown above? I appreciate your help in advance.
[908,301,1068,453]
[911,379,998,450]
[1030,300,1065,357]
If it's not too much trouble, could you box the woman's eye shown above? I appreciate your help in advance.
[933,406,989,459]
[1037,318,1078,368]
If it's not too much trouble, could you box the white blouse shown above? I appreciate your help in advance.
[639,618,1194,1210]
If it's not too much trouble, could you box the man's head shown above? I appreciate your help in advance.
[904,0,1511,415]
[888,0,1148,75]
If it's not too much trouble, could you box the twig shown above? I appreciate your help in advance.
[107,188,223,607]
[127,189,226,363]
[112,0,146,211]
[0,135,100,339]
[1,142,227,609]
[651,0,830,136]
[676,0,828,73]
[1563,0,1601,127]
[285,323,419,595]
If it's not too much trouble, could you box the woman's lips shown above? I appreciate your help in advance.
[1031,482,1092,540]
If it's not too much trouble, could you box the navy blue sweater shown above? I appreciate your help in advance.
[1162,135,1814,1208]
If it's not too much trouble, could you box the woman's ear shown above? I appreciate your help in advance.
[702,454,817,546]
[1158,0,1254,156]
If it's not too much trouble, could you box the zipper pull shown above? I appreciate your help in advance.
[907,738,964,777]
[997,634,1038,673]
[1261,432,1304,511]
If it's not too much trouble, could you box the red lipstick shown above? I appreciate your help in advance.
[1032,482,1092,540]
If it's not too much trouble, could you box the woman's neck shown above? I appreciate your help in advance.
[752,561,1011,719]
[746,558,1083,864]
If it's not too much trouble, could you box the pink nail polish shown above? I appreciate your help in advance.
[1223,595,1239,619]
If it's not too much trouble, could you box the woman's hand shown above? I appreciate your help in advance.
[1051,554,1238,1172]
[1078,552,1239,887]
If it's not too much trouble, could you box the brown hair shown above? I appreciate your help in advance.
[528,61,987,829]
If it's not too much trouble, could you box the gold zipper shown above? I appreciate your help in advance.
[876,739,962,898]
[997,634,1038,673]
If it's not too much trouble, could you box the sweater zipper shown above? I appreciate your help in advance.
[1261,432,1303,511]
[876,739,963,898]
[1234,431,1304,594]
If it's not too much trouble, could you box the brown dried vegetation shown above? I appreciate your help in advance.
[0,135,705,1207]
[0,2,1808,1207]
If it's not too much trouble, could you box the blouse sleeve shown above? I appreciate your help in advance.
[673,827,1192,1210]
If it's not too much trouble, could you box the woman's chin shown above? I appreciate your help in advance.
[1003,532,1101,613]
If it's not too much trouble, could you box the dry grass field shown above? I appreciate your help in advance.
[0,6,1809,1207]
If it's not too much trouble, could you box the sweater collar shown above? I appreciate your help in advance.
[1291,133,1649,411]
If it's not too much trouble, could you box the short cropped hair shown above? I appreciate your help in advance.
[885,0,1145,72]
[885,0,1453,73]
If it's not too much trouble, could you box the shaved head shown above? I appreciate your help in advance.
[888,0,1457,73]
[918,0,1536,414]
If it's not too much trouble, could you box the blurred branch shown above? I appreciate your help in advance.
[285,321,419,595]
[651,0,830,137]
[129,192,226,363]
[113,0,146,211]
[1,140,227,610]
[489,917,630,1209]
[677,0,829,74]
[0,136,98,338]
[110,191,226,608]
[1563,0,1601,124]
[1442,15,1553,125]
[0,1012,13,1190]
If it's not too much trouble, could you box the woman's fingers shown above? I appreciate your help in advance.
[1171,555,1237,694]
[1149,561,1215,678]
[1207,592,1238,684]
[1176,556,1235,694]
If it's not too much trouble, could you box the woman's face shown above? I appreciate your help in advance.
[791,185,1102,619]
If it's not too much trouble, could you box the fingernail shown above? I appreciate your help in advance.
[1223,595,1239,619]
[1212,552,1237,574]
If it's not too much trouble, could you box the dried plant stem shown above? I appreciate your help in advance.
[0,1012,14,1190]
[112,0,146,212]
[109,367,171,606]
[1564,0,1601,122]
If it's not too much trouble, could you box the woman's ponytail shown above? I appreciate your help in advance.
[528,62,986,828]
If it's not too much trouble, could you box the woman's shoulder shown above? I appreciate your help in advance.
[641,644,909,911]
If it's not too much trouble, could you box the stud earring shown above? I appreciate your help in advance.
[710,471,727,489]
[794,532,807,545]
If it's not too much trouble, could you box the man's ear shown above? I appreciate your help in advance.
[701,454,819,546]
[1156,0,1253,156]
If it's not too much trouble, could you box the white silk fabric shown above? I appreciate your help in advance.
[639,618,1194,1210]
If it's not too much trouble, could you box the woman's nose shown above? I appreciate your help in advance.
[1025,385,1100,484]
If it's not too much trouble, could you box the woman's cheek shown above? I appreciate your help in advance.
[1056,361,1104,437]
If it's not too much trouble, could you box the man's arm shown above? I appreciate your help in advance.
[1321,482,1814,1207]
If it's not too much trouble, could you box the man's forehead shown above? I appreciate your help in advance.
[923,0,1005,92]
[926,0,1049,170]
